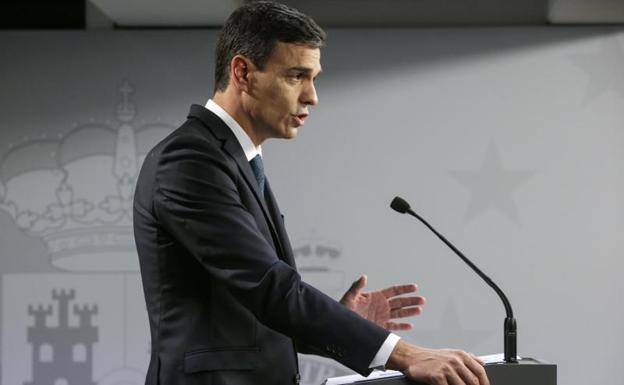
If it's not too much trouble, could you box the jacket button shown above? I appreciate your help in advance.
[293,373,301,384]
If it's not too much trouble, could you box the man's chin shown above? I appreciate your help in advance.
[283,127,299,139]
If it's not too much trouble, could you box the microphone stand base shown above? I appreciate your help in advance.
[485,358,556,385]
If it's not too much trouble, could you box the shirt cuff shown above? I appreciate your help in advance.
[368,333,401,369]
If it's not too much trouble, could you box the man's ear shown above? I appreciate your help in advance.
[230,55,252,93]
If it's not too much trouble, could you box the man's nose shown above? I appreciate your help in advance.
[301,81,318,106]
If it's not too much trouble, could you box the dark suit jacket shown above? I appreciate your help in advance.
[133,105,389,385]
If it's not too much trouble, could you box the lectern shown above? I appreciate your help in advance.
[324,358,556,385]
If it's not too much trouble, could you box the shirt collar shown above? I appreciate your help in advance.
[205,99,262,162]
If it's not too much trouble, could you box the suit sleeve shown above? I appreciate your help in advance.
[153,134,389,375]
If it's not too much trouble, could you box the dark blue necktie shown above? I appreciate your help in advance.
[249,154,265,194]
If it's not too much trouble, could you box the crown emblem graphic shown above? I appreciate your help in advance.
[0,80,173,272]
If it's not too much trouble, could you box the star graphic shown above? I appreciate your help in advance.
[449,142,534,224]
[412,299,496,351]
[569,35,624,104]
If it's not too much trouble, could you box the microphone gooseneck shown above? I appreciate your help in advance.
[390,196,518,363]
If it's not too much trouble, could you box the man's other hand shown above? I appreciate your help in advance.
[339,275,425,330]
[387,340,490,385]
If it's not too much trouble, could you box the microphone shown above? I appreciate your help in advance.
[390,196,518,364]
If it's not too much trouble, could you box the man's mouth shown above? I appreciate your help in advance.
[292,113,309,126]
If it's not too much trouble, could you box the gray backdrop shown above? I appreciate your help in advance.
[1,27,622,385]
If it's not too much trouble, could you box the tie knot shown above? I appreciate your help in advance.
[249,154,265,194]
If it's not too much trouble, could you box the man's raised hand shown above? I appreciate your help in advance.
[339,275,425,330]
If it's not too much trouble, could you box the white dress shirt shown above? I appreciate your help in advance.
[205,99,261,162]
[204,99,399,369]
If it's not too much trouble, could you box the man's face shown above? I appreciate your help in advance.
[242,42,322,142]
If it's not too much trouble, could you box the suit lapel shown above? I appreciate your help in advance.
[264,179,296,268]
[187,105,290,264]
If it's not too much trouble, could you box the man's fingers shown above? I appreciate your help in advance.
[446,370,468,385]
[384,321,413,330]
[381,283,418,298]
[470,353,485,366]
[441,352,484,385]
[462,353,490,385]
[453,360,479,385]
[390,306,422,319]
[389,296,426,309]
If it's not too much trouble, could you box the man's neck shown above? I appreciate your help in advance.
[212,92,263,146]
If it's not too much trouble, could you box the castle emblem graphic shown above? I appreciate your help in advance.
[0,81,174,385]
[26,290,97,385]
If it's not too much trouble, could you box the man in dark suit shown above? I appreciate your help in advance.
[133,2,490,385]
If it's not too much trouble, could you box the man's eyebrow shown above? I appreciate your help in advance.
[287,66,322,75]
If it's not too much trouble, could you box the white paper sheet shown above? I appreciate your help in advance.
[478,353,522,364]
[323,369,403,385]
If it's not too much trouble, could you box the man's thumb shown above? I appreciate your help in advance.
[349,275,367,293]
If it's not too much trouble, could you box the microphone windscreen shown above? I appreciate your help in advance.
[390,196,411,214]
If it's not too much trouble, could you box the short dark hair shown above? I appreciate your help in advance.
[214,1,326,92]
